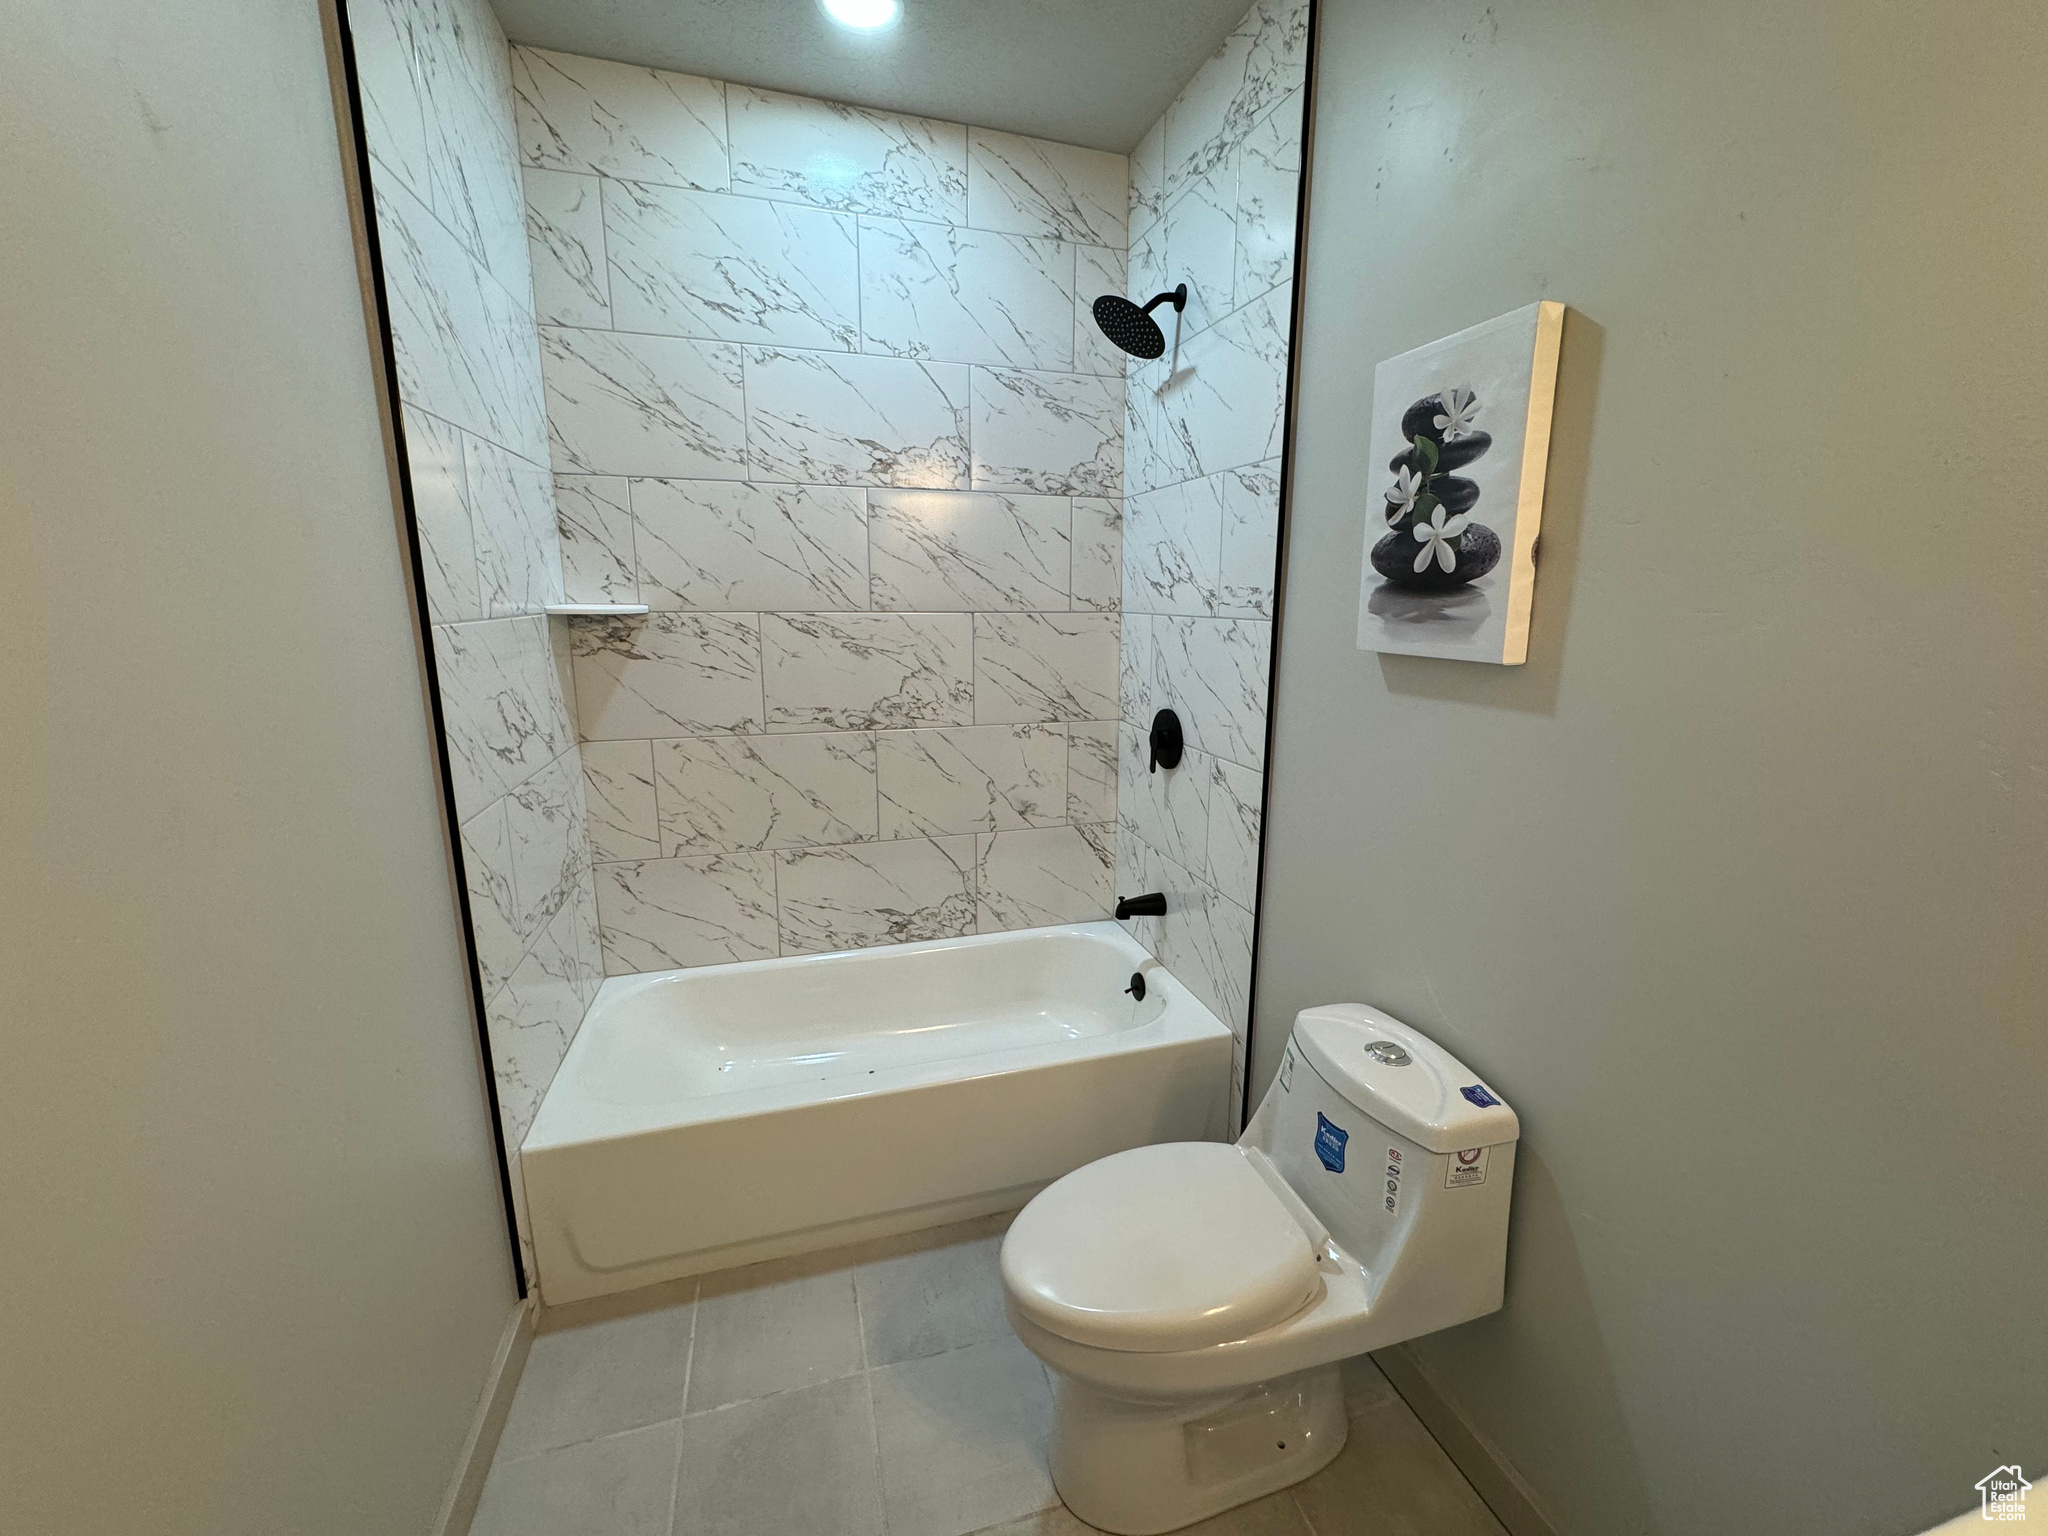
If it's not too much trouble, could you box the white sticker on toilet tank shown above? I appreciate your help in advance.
[1445,1147,1490,1188]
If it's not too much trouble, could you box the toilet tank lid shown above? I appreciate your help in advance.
[1293,1004,1520,1154]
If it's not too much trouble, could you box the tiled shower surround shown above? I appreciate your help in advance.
[508,47,1133,970]
[351,0,601,1279]
[1114,0,1310,1114]
[348,0,1302,1270]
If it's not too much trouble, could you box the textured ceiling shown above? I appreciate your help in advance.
[487,0,1256,153]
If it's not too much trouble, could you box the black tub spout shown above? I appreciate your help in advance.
[1114,892,1167,920]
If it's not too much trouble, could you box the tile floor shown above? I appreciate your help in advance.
[472,1213,1506,1536]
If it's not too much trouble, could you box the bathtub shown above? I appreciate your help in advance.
[520,921,1233,1304]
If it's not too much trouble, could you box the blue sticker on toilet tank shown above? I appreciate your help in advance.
[1460,1084,1502,1108]
[1314,1112,1349,1172]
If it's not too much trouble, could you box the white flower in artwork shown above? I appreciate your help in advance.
[1411,504,1470,573]
[1432,387,1479,440]
[1384,465,1424,525]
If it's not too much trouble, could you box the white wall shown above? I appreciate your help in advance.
[1114,0,1310,1118]
[351,0,604,1283]
[1264,0,2048,1529]
[1,1,517,1529]
[509,49,1132,968]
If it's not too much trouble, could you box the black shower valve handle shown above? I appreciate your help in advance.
[1147,708,1184,774]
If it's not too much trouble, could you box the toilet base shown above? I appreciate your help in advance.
[1046,1363,1348,1535]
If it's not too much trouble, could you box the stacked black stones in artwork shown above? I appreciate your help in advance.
[1370,389,1503,590]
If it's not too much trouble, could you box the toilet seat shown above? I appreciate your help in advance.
[1001,1142,1322,1353]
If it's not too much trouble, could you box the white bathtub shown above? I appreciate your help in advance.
[520,922,1233,1304]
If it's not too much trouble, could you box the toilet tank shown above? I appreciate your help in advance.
[1243,1005,1520,1318]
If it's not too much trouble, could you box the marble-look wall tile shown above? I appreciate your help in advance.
[435,614,574,814]
[635,479,867,612]
[1123,358,1197,497]
[1128,116,1166,243]
[729,87,968,222]
[353,0,430,203]
[377,179,549,466]
[1066,721,1119,825]
[859,220,1073,371]
[1070,497,1123,612]
[762,612,973,731]
[540,327,747,479]
[461,797,523,995]
[512,47,728,190]
[868,489,1068,612]
[655,731,878,853]
[1164,168,1238,335]
[1164,0,1310,199]
[1157,285,1291,480]
[571,612,764,739]
[966,129,1127,248]
[467,436,563,616]
[1072,245,1130,378]
[1152,616,1271,769]
[1145,845,1229,1028]
[877,724,1065,838]
[605,180,860,351]
[1233,94,1303,305]
[746,349,971,489]
[580,737,661,861]
[775,837,976,954]
[505,751,591,940]
[1124,222,1167,328]
[414,0,530,292]
[402,406,479,625]
[973,612,1119,723]
[548,611,578,725]
[523,167,610,327]
[1119,724,1210,878]
[976,823,1113,932]
[1119,612,1156,723]
[1207,755,1263,912]
[486,896,590,1143]
[1113,818,1162,955]
[1210,889,1257,1039]
[1125,478,1223,616]
[970,367,1122,497]
[555,475,638,604]
[595,852,778,972]
[1216,459,1282,619]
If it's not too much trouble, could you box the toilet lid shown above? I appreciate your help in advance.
[1000,1143,1322,1353]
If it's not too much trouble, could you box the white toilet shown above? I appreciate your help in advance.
[1000,1003,1520,1535]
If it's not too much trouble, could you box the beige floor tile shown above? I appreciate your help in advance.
[671,1372,883,1536]
[472,1420,680,1536]
[1287,1398,1506,1536]
[855,1230,1012,1366]
[871,1334,1058,1536]
[498,1299,696,1459]
[969,1487,1311,1534]
[685,1250,864,1412]
[1342,1353,1400,1419]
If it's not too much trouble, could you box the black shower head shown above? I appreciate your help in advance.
[1091,284,1187,359]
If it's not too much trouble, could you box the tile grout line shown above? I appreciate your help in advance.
[663,1278,702,1535]
[850,1268,893,1535]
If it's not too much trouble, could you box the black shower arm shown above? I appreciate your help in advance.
[1139,284,1188,316]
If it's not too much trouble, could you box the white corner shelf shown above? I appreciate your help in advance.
[544,603,649,616]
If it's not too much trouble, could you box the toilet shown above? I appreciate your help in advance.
[1000,1003,1520,1535]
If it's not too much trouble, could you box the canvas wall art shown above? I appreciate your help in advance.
[1355,301,1564,665]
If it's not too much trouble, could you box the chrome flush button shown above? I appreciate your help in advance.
[1364,1041,1412,1066]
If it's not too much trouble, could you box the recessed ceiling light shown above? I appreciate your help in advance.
[821,0,900,31]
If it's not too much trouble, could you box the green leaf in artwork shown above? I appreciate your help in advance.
[1412,436,1439,474]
